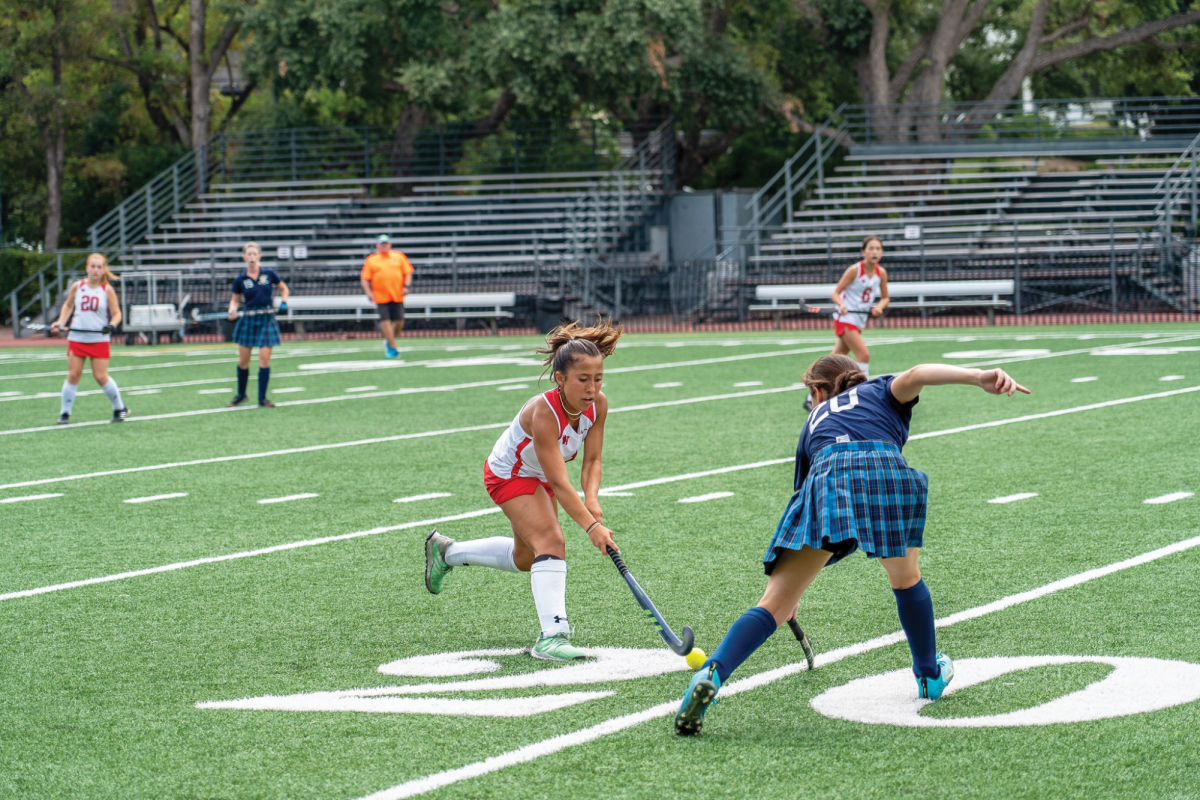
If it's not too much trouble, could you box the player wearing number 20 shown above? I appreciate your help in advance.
[424,322,621,662]
[50,253,128,424]
[675,355,1030,735]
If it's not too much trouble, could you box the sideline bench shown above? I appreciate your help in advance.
[751,280,1015,327]
[277,292,517,335]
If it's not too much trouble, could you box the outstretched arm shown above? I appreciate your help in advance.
[890,364,1030,404]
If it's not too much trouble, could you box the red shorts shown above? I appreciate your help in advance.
[484,460,553,505]
[834,320,861,337]
[67,340,111,359]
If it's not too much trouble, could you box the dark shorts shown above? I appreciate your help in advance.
[377,302,406,323]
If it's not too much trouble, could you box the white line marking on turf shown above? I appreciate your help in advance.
[128,389,162,395]
[1070,377,1098,383]
[0,493,62,504]
[198,388,229,395]
[1160,375,1185,381]
[1144,492,1194,505]
[357,533,1200,799]
[0,509,503,603]
[596,491,635,497]
[258,493,319,505]
[734,381,763,387]
[345,386,378,393]
[497,384,528,391]
[0,391,22,397]
[394,493,453,503]
[274,387,305,393]
[653,382,682,388]
[0,385,808,490]
[677,492,735,503]
[988,493,1039,504]
[124,493,188,504]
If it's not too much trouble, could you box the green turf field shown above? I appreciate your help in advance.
[2,326,1199,799]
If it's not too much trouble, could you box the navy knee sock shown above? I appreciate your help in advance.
[893,579,938,678]
[236,367,249,397]
[707,606,777,684]
[258,367,270,403]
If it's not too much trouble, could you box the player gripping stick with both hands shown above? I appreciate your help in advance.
[51,253,129,424]
[227,242,289,408]
[424,321,621,662]
[675,355,1030,735]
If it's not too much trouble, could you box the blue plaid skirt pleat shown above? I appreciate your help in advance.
[233,311,281,347]
[764,441,928,573]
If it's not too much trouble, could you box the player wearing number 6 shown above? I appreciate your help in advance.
[424,322,621,662]
[675,355,1030,735]
[50,253,128,425]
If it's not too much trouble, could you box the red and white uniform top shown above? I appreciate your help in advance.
[69,280,112,344]
[487,388,596,481]
[833,261,882,332]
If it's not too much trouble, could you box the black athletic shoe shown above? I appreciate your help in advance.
[112,407,129,422]
[227,394,248,407]
[258,400,275,408]
[57,413,70,425]
[803,395,813,411]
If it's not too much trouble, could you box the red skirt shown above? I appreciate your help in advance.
[834,320,862,337]
[484,460,553,505]
[67,340,111,359]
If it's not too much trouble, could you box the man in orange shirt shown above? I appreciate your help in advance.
[361,234,414,358]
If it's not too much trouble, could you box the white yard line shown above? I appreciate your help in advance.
[345,386,378,393]
[0,385,805,491]
[988,493,1039,504]
[1070,377,1098,383]
[0,493,62,504]
[677,492,735,503]
[124,493,188,504]
[358,532,1200,800]
[6,382,1199,601]
[733,381,763,387]
[653,382,683,388]
[394,493,453,504]
[258,493,319,505]
[1144,492,1194,505]
[1160,375,1185,381]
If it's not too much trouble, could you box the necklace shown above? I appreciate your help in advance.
[558,387,582,419]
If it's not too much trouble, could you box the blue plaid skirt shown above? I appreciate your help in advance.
[232,311,281,348]
[764,441,928,574]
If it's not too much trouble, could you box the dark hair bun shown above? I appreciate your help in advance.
[832,369,867,395]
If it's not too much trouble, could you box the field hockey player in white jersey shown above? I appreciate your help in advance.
[49,253,129,424]
[806,236,890,411]
[424,321,621,661]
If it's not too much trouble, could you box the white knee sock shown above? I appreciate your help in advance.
[445,537,520,573]
[61,382,78,415]
[857,361,870,378]
[530,557,569,636]
[101,378,125,410]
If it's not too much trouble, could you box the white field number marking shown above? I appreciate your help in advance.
[124,493,188,504]
[989,493,1039,504]
[811,656,1200,727]
[197,648,690,718]
[394,493,453,504]
[1145,492,1194,505]
[677,492,735,504]
[258,493,319,505]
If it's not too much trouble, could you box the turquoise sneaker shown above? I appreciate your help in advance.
[530,632,587,661]
[424,530,454,594]
[674,663,722,736]
[385,343,400,359]
[917,652,955,700]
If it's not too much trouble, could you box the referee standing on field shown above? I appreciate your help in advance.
[361,234,414,359]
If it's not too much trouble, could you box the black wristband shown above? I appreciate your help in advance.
[585,521,600,534]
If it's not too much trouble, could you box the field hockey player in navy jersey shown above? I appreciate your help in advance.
[227,242,289,408]
[423,321,621,662]
[674,354,1030,735]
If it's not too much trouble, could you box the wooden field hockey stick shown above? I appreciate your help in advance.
[606,546,696,656]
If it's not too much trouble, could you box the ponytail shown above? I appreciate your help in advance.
[535,319,623,381]
[803,354,867,397]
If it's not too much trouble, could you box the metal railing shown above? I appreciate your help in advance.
[845,95,1200,146]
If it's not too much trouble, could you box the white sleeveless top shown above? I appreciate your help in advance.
[68,281,112,344]
[487,388,597,480]
[833,261,882,331]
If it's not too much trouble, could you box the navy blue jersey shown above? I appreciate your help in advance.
[232,269,281,309]
[794,375,918,489]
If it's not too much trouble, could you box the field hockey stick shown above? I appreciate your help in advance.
[606,546,695,656]
[787,617,816,670]
[190,307,276,323]
[22,322,113,335]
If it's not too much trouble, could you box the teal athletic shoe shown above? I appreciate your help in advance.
[917,652,955,700]
[424,530,455,594]
[385,343,400,359]
[674,663,722,735]
[530,632,587,661]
